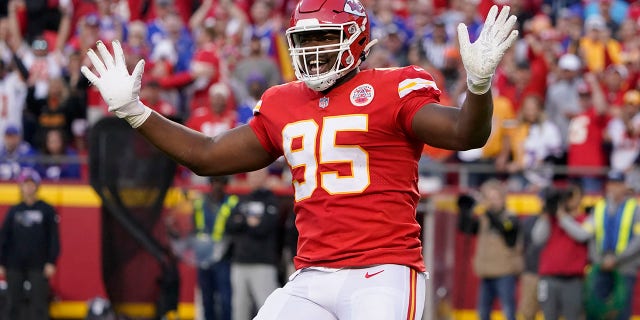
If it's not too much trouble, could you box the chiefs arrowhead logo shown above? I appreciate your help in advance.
[344,0,366,17]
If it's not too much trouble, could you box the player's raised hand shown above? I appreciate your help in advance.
[457,5,518,95]
[80,40,151,128]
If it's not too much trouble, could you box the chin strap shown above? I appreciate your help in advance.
[360,39,379,62]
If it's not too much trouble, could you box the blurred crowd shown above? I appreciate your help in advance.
[0,0,640,193]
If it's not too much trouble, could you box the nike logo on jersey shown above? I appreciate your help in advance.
[364,270,384,278]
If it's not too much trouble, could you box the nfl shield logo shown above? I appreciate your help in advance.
[319,97,329,109]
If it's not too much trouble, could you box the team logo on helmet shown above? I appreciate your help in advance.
[350,84,374,107]
[344,0,366,17]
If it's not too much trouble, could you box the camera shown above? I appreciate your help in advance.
[542,187,572,216]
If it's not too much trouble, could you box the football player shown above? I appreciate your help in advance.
[81,0,518,318]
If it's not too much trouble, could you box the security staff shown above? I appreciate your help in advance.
[193,176,238,320]
[583,170,640,320]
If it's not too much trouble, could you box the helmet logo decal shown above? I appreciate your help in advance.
[344,0,366,17]
[319,96,330,109]
[350,84,374,107]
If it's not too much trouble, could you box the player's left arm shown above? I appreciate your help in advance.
[412,5,518,150]
[411,92,493,150]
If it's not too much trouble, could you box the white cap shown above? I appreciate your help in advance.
[585,15,607,30]
[208,82,230,98]
[558,54,581,71]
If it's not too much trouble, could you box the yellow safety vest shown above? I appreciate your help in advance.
[593,198,636,254]
[193,195,239,241]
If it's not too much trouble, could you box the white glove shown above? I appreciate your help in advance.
[457,5,519,95]
[80,40,152,128]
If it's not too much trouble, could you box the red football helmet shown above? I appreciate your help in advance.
[286,0,373,91]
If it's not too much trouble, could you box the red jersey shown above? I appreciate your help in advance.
[538,214,589,276]
[567,108,610,167]
[186,107,237,138]
[249,66,441,271]
[158,43,221,112]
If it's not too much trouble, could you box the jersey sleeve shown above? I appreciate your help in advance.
[247,93,282,158]
[395,66,443,136]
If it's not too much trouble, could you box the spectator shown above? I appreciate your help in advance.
[554,7,583,55]
[226,168,280,320]
[493,59,545,113]
[189,0,248,79]
[191,176,238,320]
[155,19,219,113]
[139,78,179,120]
[520,16,554,88]
[28,77,77,149]
[545,53,583,151]
[579,14,622,73]
[584,0,629,34]
[0,167,60,320]
[567,74,611,193]
[236,73,267,125]
[34,128,81,181]
[92,0,127,43]
[532,184,590,320]
[360,45,398,69]
[583,170,640,320]
[540,0,582,24]
[605,89,640,174]
[9,0,61,44]
[124,20,150,59]
[244,1,280,60]
[20,37,63,101]
[421,19,454,72]
[615,21,639,59]
[232,35,281,104]
[59,51,90,153]
[147,2,194,73]
[380,24,411,67]
[458,179,522,320]
[66,10,99,52]
[506,95,563,192]
[0,58,28,146]
[186,83,237,138]
[0,124,36,181]
[602,64,631,110]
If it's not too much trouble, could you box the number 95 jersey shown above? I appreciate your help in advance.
[248,66,441,272]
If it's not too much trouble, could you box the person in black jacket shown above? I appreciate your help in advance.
[0,167,60,320]
[226,168,280,320]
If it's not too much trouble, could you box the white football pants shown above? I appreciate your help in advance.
[254,264,427,320]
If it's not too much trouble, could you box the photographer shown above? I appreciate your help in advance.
[532,184,590,320]
[457,179,522,320]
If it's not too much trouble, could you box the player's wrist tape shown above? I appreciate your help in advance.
[466,74,493,95]
[123,101,152,128]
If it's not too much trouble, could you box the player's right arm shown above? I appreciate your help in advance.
[138,114,274,175]
[81,40,276,176]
